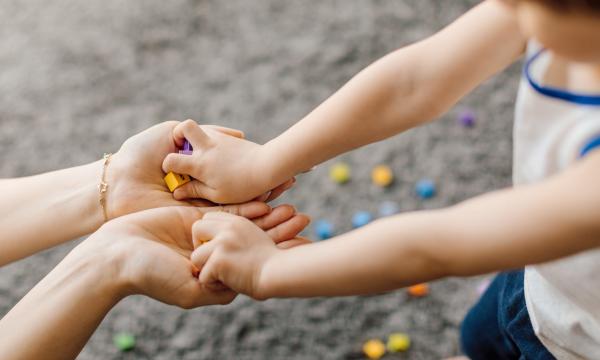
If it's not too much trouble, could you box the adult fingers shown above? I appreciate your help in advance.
[252,204,295,230]
[199,201,271,220]
[266,178,295,202]
[266,213,311,243]
[276,236,313,249]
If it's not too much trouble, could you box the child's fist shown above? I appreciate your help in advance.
[191,212,279,299]
[162,119,292,204]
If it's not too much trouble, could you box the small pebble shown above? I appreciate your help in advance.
[378,201,400,217]
[352,211,372,228]
[407,283,429,297]
[314,219,334,240]
[371,165,394,187]
[415,179,436,199]
[113,332,136,352]
[329,162,351,184]
[363,339,386,360]
[387,333,411,352]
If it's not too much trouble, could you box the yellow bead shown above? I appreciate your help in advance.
[371,165,394,187]
[164,171,191,192]
[407,283,429,297]
[363,339,386,360]
[329,162,350,184]
[387,333,410,352]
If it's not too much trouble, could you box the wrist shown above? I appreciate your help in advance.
[260,140,302,188]
[255,250,283,299]
[63,160,106,236]
[61,236,129,304]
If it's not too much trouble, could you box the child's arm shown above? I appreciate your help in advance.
[163,0,526,203]
[191,151,600,298]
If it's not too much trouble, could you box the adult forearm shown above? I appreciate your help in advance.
[0,160,104,265]
[0,245,123,360]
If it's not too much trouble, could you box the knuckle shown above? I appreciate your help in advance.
[182,119,197,130]
[191,220,203,236]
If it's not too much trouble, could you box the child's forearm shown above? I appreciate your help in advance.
[0,161,104,265]
[259,0,525,185]
[259,154,600,298]
[258,212,447,298]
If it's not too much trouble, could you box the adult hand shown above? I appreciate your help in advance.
[77,203,309,308]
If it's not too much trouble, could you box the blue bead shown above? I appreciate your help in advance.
[378,201,400,217]
[416,179,436,199]
[352,211,373,228]
[315,220,334,240]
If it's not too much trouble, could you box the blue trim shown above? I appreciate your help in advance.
[580,135,600,158]
[524,50,600,106]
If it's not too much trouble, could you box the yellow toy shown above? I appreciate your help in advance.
[371,165,394,187]
[363,339,386,360]
[164,172,191,192]
[387,333,410,352]
[329,162,351,184]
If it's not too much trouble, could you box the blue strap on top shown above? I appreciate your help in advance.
[580,135,600,158]
[524,50,600,106]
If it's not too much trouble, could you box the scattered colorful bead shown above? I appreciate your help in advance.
[407,283,429,297]
[315,219,334,240]
[329,162,351,184]
[378,201,400,217]
[352,211,373,228]
[371,165,394,187]
[363,339,386,360]
[459,109,476,127]
[113,332,136,352]
[387,332,411,352]
[415,179,436,199]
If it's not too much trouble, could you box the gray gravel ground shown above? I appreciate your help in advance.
[0,1,520,359]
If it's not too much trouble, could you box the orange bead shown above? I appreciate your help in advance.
[407,283,429,297]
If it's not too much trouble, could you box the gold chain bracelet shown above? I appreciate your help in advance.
[99,153,112,222]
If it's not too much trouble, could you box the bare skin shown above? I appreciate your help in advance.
[0,121,310,360]
[166,1,600,305]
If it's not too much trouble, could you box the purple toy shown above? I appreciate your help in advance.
[179,140,193,155]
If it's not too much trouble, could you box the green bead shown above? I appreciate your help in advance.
[113,332,136,351]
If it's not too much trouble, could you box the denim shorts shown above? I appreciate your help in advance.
[460,270,556,360]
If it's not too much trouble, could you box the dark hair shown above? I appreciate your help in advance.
[528,0,600,11]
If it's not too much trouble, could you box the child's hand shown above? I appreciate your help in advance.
[190,212,309,299]
[162,119,291,204]
[107,121,245,219]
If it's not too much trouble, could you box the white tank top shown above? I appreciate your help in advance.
[516,43,600,359]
